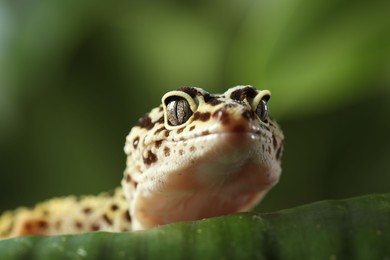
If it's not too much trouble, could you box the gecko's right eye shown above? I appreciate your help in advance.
[250,90,271,123]
[255,99,268,122]
[165,97,192,126]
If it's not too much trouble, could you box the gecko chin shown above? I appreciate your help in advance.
[131,132,281,230]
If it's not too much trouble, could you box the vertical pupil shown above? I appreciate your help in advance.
[176,100,189,123]
[167,100,179,125]
[166,97,192,126]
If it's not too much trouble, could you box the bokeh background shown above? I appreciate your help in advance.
[0,0,389,214]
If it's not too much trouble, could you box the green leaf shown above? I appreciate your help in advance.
[0,193,389,259]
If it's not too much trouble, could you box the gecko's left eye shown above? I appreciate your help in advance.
[165,97,193,126]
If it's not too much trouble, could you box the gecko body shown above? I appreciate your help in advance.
[0,86,284,239]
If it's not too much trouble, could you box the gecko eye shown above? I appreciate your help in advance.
[162,90,198,129]
[165,97,193,126]
[256,99,268,122]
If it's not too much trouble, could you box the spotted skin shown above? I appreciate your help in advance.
[0,188,131,239]
[0,86,284,238]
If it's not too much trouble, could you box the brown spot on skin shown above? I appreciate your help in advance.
[21,220,46,235]
[272,136,278,149]
[164,131,170,137]
[154,126,165,134]
[203,94,222,106]
[143,151,157,165]
[164,147,170,157]
[24,223,32,231]
[179,149,184,155]
[75,221,83,229]
[201,112,211,121]
[38,220,48,230]
[158,106,163,112]
[189,125,195,131]
[132,181,138,189]
[193,112,211,121]
[201,130,210,136]
[242,110,255,121]
[177,128,184,134]
[83,207,93,214]
[137,114,154,130]
[177,87,199,98]
[230,86,257,101]
[111,204,119,211]
[193,111,200,120]
[133,136,139,149]
[156,116,164,124]
[190,146,196,152]
[208,98,222,106]
[155,140,162,148]
[124,211,131,222]
[126,174,131,183]
[103,214,113,225]
[91,223,100,231]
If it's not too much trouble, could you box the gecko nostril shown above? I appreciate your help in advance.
[212,109,230,125]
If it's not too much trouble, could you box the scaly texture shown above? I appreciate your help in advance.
[0,86,284,239]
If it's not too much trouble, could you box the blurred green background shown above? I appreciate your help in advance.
[0,0,389,214]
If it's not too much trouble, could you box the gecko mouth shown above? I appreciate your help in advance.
[145,132,267,154]
[168,122,271,144]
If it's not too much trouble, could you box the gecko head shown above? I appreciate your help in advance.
[122,86,284,230]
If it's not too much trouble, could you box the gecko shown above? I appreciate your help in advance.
[0,86,284,239]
